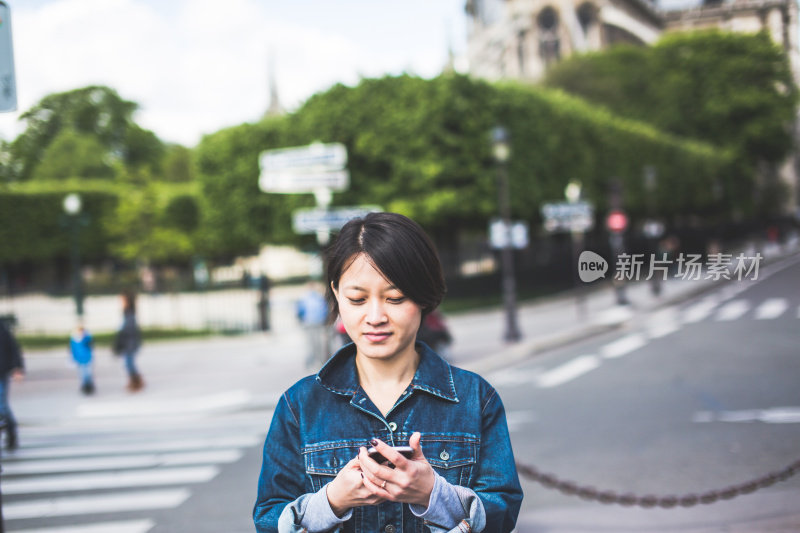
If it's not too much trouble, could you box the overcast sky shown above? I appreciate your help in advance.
[0,0,468,147]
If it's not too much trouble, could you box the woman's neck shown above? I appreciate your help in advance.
[356,349,420,416]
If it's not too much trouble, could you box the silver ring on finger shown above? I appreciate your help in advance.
[381,480,387,489]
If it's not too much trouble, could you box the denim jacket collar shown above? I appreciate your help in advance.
[316,342,459,403]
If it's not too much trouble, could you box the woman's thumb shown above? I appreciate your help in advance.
[409,431,425,459]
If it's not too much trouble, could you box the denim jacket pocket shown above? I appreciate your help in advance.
[303,440,362,492]
[421,434,478,488]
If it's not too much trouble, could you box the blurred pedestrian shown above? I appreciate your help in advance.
[296,282,329,369]
[0,319,24,450]
[69,322,95,395]
[114,290,144,392]
[416,309,453,358]
[254,212,523,532]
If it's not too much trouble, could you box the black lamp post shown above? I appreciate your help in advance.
[491,126,522,343]
[63,193,84,318]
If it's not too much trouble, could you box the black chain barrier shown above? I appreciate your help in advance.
[516,458,800,508]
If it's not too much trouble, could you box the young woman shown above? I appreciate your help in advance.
[254,212,523,533]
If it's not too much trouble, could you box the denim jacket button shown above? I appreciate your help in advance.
[388,422,397,432]
[384,525,396,533]
[439,450,450,461]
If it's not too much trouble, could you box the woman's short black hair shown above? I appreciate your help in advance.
[325,212,446,320]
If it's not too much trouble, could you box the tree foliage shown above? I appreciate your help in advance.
[544,30,798,167]
[194,74,729,258]
[8,86,165,181]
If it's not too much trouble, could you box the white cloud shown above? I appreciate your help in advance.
[0,0,466,146]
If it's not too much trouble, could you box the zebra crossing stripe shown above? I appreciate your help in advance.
[7,435,261,460]
[537,355,601,388]
[601,334,647,359]
[3,489,191,520]
[714,299,750,321]
[2,465,220,495]
[754,298,789,319]
[2,449,242,475]
[683,299,718,323]
[11,519,155,533]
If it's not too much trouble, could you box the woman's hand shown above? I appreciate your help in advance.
[358,432,435,508]
[326,458,385,517]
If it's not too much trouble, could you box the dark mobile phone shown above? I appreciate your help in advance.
[367,445,413,466]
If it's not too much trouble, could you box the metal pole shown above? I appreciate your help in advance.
[497,162,521,342]
[70,216,84,317]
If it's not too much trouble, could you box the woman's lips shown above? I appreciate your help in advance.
[364,332,391,343]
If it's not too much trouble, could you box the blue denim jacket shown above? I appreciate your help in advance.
[254,343,523,533]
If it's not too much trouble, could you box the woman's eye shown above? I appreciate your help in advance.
[387,297,406,304]
[347,298,365,305]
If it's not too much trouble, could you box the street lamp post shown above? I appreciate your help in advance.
[565,181,587,317]
[63,193,84,318]
[492,126,521,343]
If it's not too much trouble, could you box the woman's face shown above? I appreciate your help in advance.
[333,253,423,363]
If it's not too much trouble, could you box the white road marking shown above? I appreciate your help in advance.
[754,298,789,320]
[77,390,251,418]
[486,368,540,387]
[3,489,191,520]
[600,334,647,359]
[536,355,601,388]
[646,310,681,339]
[3,465,219,495]
[2,449,242,475]
[505,410,537,431]
[714,299,750,321]
[12,520,155,533]
[682,299,718,323]
[693,407,800,424]
[9,435,261,460]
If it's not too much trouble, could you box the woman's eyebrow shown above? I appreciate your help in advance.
[342,284,399,291]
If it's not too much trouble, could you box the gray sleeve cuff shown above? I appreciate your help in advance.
[299,484,352,532]
[409,471,481,529]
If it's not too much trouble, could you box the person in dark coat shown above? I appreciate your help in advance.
[116,290,144,392]
[0,319,24,450]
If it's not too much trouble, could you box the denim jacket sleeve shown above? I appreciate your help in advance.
[254,392,310,533]
[472,387,523,533]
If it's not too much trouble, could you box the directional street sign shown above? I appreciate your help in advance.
[489,219,529,249]
[292,206,382,235]
[0,1,18,112]
[541,201,594,233]
[260,142,347,173]
[259,170,349,193]
[259,142,348,193]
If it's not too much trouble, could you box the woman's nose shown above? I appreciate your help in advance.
[366,300,387,324]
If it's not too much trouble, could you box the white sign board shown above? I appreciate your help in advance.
[260,170,349,193]
[0,2,17,112]
[489,219,529,249]
[293,206,382,234]
[259,142,349,193]
[541,201,594,233]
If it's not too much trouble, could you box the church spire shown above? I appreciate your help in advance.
[265,49,285,118]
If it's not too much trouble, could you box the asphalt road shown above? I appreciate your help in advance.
[1,253,798,532]
[500,256,800,532]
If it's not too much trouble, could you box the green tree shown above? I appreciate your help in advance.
[544,30,798,213]
[195,74,727,258]
[8,85,164,181]
[32,128,116,180]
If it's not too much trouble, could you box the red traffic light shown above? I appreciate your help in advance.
[606,209,628,233]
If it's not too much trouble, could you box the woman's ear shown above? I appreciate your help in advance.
[330,281,338,299]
